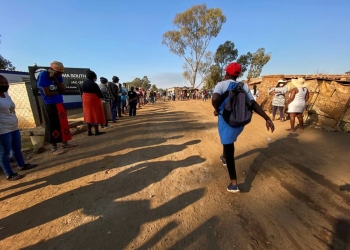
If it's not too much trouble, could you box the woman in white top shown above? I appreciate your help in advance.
[0,75,37,181]
[286,78,309,131]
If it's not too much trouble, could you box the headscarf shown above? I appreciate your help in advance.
[86,70,97,80]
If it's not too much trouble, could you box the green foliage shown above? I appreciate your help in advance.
[214,41,238,76]
[236,52,252,77]
[247,48,271,79]
[162,4,226,88]
[0,36,16,70]
[150,84,157,91]
[204,64,222,89]
[128,76,152,90]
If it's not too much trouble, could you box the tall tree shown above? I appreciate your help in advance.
[150,84,158,91]
[141,76,151,90]
[204,64,221,90]
[131,77,142,87]
[214,41,238,77]
[162,4,226,88]
[0,35,16,70]
[247,48,271,79]
[237,52,252,77]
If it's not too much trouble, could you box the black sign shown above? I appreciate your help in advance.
[28,66,89,96]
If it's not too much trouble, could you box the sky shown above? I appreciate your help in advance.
[1,0,350,89]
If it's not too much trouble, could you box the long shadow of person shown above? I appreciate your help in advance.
[0,155,205,243]
[238,133,300,192]
[0,139,201,201]
[23,188,206,250]
[329,218,350,250]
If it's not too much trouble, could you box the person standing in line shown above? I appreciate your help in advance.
[0,75,38,181]
[212,62,274,193]
[121,83,128,114]
[111,76,122,118]
[108,77,119,123]
[286,78,309,132]
[128,87,138,116]
[82,70,106,136]
[268,80,288,121]
[36,61,76,155]
[99,77,112,128]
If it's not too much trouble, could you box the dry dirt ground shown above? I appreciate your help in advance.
[0,100,349,250]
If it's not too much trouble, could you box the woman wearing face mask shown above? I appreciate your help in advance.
[0,75,37,181]
[268,80,288,121]
[82,70,106,136]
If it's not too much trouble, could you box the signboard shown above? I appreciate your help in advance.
[28,66,89,96]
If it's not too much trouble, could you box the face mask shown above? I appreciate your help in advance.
[0,85,9,92]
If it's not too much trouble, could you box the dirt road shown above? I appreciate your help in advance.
[0,100,349,250]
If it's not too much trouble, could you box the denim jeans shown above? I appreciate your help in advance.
[117,97,122,117]
[110,99,117,121]
[272,106,284,119]
[0,130,25,177]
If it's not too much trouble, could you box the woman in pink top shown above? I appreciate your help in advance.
[286,78,309,132]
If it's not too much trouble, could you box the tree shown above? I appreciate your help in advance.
[236,52,252,77]
[247,48,271,79]
[0,36,16,70]
[204,64,221,90]
[214,41,238,77]
[162,4,226,88]
[150,84,157,91]
[131,77,142,87]
[141,76,151,90]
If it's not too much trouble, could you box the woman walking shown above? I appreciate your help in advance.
[268,80,288,121]
[286,78,309,131]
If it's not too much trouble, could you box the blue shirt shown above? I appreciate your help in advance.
[37,71,64,105]
[121,87,127,101]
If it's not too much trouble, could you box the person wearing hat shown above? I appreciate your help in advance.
[212,62,275,193]
[268,79,288,121]
[36,61,76,155]
[99,77,112,128]
[286,78,309,131]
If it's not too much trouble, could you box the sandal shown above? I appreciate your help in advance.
[18,163,38,170]
[220,156,227,166]
[7,173,24,181]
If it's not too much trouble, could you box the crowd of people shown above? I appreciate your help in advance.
[1,61,309,188]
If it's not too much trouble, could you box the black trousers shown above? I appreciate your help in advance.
[129,102,137,116]
[224,143,237,180]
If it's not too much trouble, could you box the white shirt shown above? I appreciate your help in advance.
[0,92,18,134]
[214,80,254,101]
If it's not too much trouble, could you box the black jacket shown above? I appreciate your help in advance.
[107,82,119,100]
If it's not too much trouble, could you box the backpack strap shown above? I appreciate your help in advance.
[218,81,238,107]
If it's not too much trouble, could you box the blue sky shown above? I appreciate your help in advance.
[1,0,349,88]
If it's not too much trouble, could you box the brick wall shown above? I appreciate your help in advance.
[258,75,350,131]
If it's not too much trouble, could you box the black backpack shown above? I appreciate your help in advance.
[218,82,253,128]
